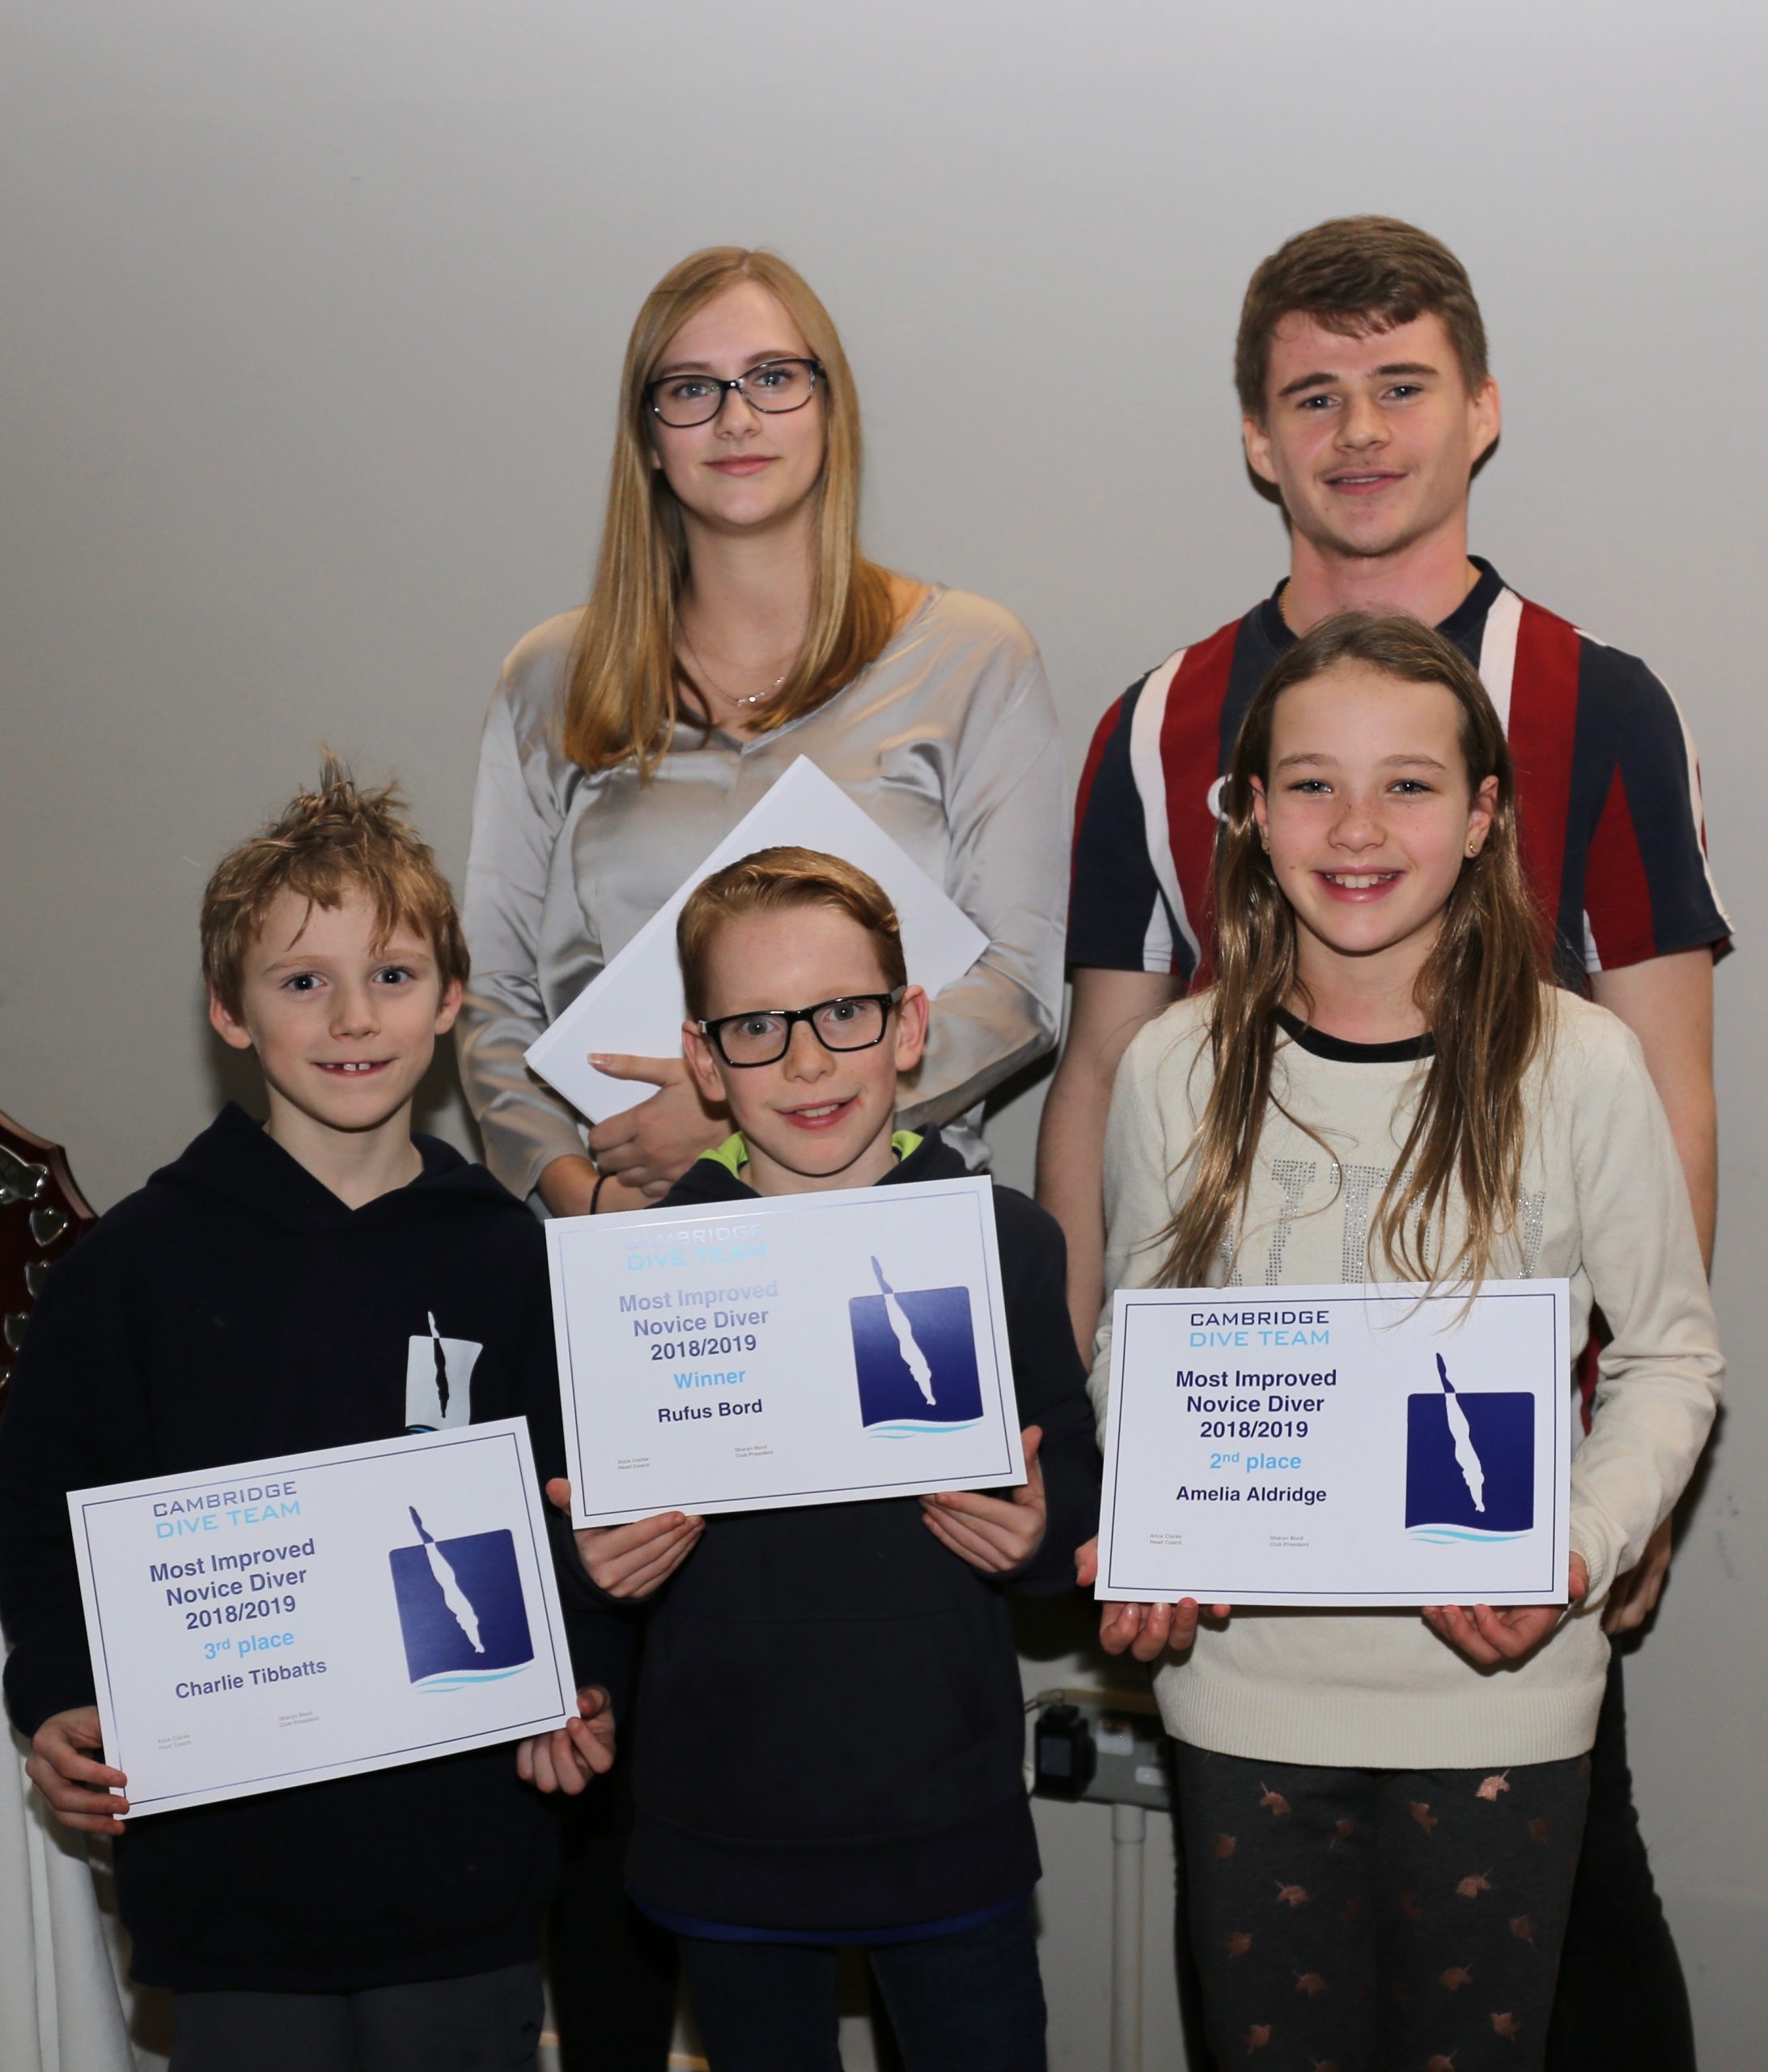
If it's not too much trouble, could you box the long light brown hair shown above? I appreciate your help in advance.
[562,248,897,779]
[1159,614,1549,1292]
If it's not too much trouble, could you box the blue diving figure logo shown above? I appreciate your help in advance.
[848,1256,983,1436]
[388,1505,534,1690]
[1405,1351,1535,1540]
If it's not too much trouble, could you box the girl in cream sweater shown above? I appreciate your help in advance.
[1088,613,1720,2071]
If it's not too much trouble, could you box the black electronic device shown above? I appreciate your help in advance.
[1032,1700,1096,1799]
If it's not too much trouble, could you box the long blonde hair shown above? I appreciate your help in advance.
[562,248,897,779]
[1159,614,1549,1292]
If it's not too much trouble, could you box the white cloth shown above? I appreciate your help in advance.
[0,1728,135,2072]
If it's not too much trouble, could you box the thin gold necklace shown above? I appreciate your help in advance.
[681,627,795,709]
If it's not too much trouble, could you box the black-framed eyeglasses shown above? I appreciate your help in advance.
[698,988,905,1068]
[645,357,824,428]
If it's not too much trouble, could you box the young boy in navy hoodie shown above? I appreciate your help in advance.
[0,760,623,2072]
[545,846,1100,2072]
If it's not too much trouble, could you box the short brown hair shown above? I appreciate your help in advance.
[1235,215,1489,421]
[676,847,906,1020]
[201,755,468,1016]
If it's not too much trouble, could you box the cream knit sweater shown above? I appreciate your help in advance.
[1092,990,1723,1768]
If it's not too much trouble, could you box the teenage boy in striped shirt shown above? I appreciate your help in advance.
[1039,214,1728,2072]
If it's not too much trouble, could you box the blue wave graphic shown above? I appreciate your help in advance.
[864,1418,984,1439]
[1408,1526,1529,1544]
[415,1665,529,1693]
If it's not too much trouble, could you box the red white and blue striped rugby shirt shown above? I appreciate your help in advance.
[1068,560,1730,991]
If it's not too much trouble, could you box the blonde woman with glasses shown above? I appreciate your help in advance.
[457,247,1066,1225]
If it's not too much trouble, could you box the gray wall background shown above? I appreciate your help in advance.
[3,2,1762,2061]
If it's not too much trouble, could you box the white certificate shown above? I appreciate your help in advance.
[523,758,988,1123]
[1096,1282,1571,1607]
[548,1176,1024,1524]
[70,1420,576,1818]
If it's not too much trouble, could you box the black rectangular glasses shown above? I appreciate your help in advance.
[698,988,905,1068]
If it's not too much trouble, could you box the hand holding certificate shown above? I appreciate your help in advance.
[525,759,988,1124]
[69,1420,579,1817]
[1094,1281,1571,1610]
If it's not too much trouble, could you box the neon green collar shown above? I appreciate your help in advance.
[700,1128,923,1178]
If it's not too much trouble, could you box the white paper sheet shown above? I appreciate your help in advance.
[1095,1282,1571,1607]
[69,1420,576,1817]
[523,758,989,1123]
[547,1177,1025,1524]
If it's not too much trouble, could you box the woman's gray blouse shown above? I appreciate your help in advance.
[456,585,1068,1199]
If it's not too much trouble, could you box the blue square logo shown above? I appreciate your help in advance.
[1405,1361,1535,1540]
[849,1259,983,1437]
[388,1509,534,1690]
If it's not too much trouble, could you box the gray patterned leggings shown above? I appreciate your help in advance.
[1176,1743,1591,2072]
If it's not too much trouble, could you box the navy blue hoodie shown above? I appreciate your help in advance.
[621,1129,1100,1932]
[0,1103,629,1992]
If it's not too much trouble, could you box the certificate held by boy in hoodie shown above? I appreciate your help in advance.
[68,1420,577,1817]
[547,1177,1025,1526]
[1094,1281,1571,1607]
